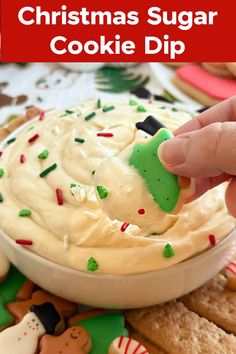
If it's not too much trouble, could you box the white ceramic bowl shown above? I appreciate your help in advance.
[0,228,235,309]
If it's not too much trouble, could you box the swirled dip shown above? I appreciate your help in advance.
[0,100,235,274]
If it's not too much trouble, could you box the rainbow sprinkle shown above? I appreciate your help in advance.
[56,188,64,205]
[96,185,109,199]
[103,105,115,113]
[121,222,130,232]
[19,209,31,217]
[6,137,16,145]
[0,169,4,178]
[74,137,85,144]
[163,243,175,258]
[209,234,217,246]
[137,105,147,112]
[85,112,96,121]
[129,99,138,106]
[138,208,145,215]
[38,150,49,160]
[39,163,57,178]
[97,98,101,109]
[16,239,33,246]
[20,154,26,164]
[97,133,113,138]
[28,134,39,144]
[0,193,3,203]
[87,257,99,272]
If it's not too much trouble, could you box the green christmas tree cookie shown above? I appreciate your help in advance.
[129,128,180,213]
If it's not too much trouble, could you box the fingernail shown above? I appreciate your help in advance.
[158,138,189,167]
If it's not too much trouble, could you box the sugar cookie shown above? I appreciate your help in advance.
[72,312,128,354]
[0,247,10,282]
[109,336,149,354]
[202,63,233,78]
[7,289,77,324]
[0,302,63,354]
[39,326,92,354]
[173,64,236,106]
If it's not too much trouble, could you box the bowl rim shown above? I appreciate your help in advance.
[1,227,235,280]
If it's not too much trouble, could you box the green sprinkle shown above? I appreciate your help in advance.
[70,183,77,188]
[97,98,101,109]
[163,243,175,259]
[74,137,85,144]
[129,99,138,106]
[19,209,31,217]
[37,96,43,102]
[160,106,166,110]
[103,105,115,113]
[172,107,178,112]
[6,137,16,145]
[87,257,99,272]
[65,110,74,114]
[84,112,96,121]
[137,105,147,112]
[0,193,3,203]
[39,163,57,178]
[28,126,34,131]
[0,169,4,178]
[38,149,49,160]
[96,185,108,199]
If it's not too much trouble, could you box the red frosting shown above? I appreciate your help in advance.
[176,65,236,100]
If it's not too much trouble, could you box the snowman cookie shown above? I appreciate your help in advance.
[0,302,63,354]
[39,326,92,354]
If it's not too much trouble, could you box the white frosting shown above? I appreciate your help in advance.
[0,99,235,274]
[109,336,148,354]
[0,247,10,280]
[0,312,45,354]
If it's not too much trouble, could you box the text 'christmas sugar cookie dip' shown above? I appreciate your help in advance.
[0,99,235,275]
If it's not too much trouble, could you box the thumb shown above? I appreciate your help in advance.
[158,122,236,178]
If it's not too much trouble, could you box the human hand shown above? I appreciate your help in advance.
[158,96,236,217]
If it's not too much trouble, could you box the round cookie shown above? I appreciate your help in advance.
[202,63,233,78]
[109,336,149,354]
[0,247,10,282]
[225,63,236,77]
[173,64,236,106]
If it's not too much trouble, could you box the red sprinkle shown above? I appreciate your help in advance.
[0,152,3,158]
[28,134,40,144]
[121,222,130,233]
[56,188,64,206]
[20,154,26,164]
[209,234,217,246]
[39,111,45,121]
[97,133,114,138]
[138,208,145,215]
[16,239,33,246]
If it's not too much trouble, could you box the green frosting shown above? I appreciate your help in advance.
[0,266,26,328]
[75,313,128,354]
[129,128,180,213]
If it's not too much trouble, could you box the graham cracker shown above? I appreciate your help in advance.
[126,301,236,354]
[129,328,166,354]
[181,273,236,335]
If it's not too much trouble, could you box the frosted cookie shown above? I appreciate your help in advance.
[0,247,10,282]
[173,64,236,106]
[0,302,63,354]
[202,63,233,78]
[0,99,235,275]
[226,63,236,77]
[71,311,128,354]
[109,336,149,354]
[94,127,194,234]
[225,261,236,291]
[39,326,92,354]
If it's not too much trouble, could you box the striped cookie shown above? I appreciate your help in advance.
[109,336,149,354]
[126,301,236,354]
[181,273,236,334]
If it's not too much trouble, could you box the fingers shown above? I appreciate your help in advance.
[174,95,236,136]
[225,177,236,217]
[158,121,236,177]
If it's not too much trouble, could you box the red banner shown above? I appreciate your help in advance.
[0,0,235,62]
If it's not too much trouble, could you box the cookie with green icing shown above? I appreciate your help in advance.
[129,128,191,213]
[73,312,128,354]
[0,266,27,330]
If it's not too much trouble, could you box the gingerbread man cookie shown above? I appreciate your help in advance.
[0,247,10,282]
[109,336,149,354]
[0,302,63,354]
[7,289,77,325]
[39,326,92,354]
